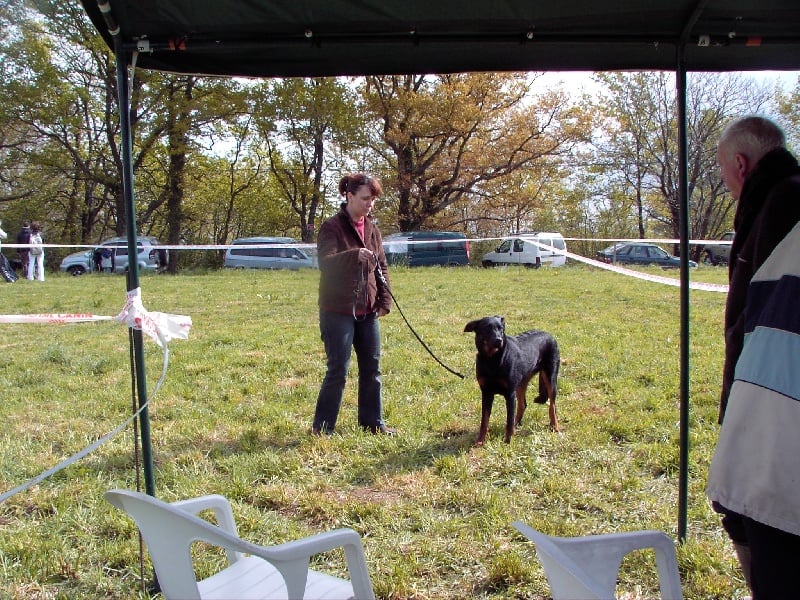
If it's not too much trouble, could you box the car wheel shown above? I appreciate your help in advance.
[67,265,87,276]
[702,250,717,266]
[481,260,494,268]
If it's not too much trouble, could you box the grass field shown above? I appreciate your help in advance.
[0,263,743,599]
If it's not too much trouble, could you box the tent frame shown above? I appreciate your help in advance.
[84,0,800,550]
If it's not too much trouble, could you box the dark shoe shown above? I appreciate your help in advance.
[368,424,396,436]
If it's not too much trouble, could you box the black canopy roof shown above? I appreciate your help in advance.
[80,0,800,77]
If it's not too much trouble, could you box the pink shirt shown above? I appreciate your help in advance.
[353,217,365,241]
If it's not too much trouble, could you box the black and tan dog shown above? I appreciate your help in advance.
[464,316,560,445]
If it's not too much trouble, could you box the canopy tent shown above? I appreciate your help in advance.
[78,0,800,544]
[81,0,800,76]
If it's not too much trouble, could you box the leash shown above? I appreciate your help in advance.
[374,259,465,379]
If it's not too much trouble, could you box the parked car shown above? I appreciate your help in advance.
[596,242,697,268]
[481,232,567,268]
[224,237,314,270]
[382,231,470,266]
[60,236,162,276]
[701,231,734,265]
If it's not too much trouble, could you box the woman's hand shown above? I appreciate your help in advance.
[358,248,375,264]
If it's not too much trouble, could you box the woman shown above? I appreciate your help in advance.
[312,173,394,436]
[27,222,44,281]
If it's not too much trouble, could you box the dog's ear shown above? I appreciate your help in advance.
[464,320,478,333]
[496,315,506,329]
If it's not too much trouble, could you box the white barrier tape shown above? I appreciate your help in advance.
[559,236,731,246]
[4,237,726,292]
[114,288,192,347]
[0,236,731,251]
[2,242,316,251]
[0,397,150,505]
[0,291,194,341]
[527,240,729,293]
[0,337,172,506]
[0,289,189,504]
[0,313,113,324]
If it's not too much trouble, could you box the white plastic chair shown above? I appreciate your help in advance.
[105,489,375,600]
[512,521,682,600]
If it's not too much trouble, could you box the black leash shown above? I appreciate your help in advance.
[374,260,465,379]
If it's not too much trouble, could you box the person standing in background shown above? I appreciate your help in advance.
[0,220,16,283]
[27,222,45,281]
[16,221,31,278]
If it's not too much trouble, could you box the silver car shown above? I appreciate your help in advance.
[60,236,162,276]
[224,237,315,270]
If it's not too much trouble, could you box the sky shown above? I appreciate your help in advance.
[532,70,799,97]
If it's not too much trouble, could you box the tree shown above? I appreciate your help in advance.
[188,118,274,251]
[593,72,773,255]
[0,2,118,242]
[254,77,363,242]
[776,75,800,151]
[126,69,251,271]
[362,73,592,233]
[2,1,253,272]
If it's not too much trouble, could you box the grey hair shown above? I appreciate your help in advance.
[718,115,785,165]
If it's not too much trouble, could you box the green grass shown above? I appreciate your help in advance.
[0,263,742,599]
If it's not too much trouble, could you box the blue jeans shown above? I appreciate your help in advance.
[313,310,384,434]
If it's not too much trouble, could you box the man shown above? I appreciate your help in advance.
[707,115,800,598]
[0,220,15,283]
[16,221,31,277]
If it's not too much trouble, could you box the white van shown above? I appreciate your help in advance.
[481,232,567,268]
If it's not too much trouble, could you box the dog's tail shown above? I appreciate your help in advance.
[536,343,559,403]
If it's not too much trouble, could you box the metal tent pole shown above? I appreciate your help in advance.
[114,49,156,498]
[676,63,690,544]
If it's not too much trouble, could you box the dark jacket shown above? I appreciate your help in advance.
[720,148,800,421]
[317,206,391,315]
[17,226,31,256]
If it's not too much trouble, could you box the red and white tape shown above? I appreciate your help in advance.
[0,288,192,345]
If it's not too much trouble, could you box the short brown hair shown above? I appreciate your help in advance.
[339,173,382,198]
